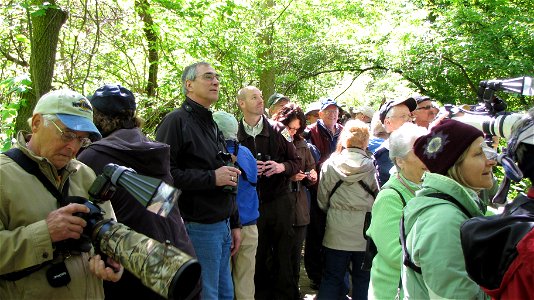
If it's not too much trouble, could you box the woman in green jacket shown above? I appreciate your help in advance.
[366,122,427,299]
[402,119,496,299]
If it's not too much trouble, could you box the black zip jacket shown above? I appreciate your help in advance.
[237,117,300,203]
[155,97,240,228]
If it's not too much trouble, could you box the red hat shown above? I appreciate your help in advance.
[414,119,483,175]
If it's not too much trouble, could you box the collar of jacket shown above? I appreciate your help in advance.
[182,97,213,120]
[237,115,272,141]
[317,119,342,138]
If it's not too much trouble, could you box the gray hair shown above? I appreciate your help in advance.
[370,111,389,139]
[28,113,58,127]
[181,62,211,96]
[389,122,428,168]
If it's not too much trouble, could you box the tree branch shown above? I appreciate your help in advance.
[0,49,29,67]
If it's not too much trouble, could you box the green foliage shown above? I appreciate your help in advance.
[0,74,31,151]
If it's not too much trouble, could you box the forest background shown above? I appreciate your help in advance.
[0,0,533,191]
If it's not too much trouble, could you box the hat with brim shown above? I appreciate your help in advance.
[305,101,322,115]
[56,114,101,139]
[415,96,431,104]
[268,93,290,108]
[213,111,238,141]
[320,98,339,111]
[379,97,417,123]
[33,89,101,139]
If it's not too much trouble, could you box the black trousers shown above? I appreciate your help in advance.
[304,188,326,285]
[255,193,297,300]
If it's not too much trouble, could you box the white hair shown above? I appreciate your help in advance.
[27,113,58,127]
[389,122,428,166]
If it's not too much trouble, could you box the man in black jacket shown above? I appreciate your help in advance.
[156,62,242,300]
[237,86,300,300]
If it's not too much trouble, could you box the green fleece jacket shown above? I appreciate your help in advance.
[0,132,115,300]
[401,172,489,300]
[366,173,420,300]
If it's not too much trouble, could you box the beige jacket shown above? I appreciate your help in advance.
[0,132,114,299]
[317,148,378,251]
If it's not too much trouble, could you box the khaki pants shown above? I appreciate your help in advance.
[232,224,259,300]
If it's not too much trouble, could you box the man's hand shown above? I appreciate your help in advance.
[46,203,90,243]
[89,254,123,282]
[290,171,307,182]
[256,160,266,176]
[230,228,241,256]
[214,166,241,187]
[263,160,285,177]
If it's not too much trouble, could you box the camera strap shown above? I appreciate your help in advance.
[0,148,71,281]
[4,148,70,205]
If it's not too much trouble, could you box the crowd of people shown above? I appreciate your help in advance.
[1,60,532,300]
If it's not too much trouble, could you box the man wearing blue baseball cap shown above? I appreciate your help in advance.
[303,97,344,290]
[0,89,122,299]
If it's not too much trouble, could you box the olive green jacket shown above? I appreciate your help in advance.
[0,132,114,299]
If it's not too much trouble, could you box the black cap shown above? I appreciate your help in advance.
[267,93,289,108]
[89,84,136,116]
[415,95,431,104]
[379,97,417,123]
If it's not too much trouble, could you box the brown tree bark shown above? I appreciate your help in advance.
[136,0,159,97]
[14,2,67,132]
[258,0,276,104]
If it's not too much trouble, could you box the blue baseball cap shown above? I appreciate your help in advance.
[33,89,101,139]
[320,98,339,111]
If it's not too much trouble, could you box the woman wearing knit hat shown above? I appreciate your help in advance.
[401,119,496,299]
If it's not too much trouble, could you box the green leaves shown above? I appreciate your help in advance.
[0,75,31,151]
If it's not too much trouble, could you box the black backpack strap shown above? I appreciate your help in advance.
[3,148,70,206]
[329,180,344,200]
[427,193,473,219]
[400,213,422,274]
[358,180,378,198]
[399,192,473,275]
[388,186,406,206]
[397,187,418,274]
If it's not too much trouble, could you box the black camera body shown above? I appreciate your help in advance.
[218,151,237,194]
[57,196,105,254]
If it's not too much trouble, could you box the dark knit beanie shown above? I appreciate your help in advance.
[414,119,483,175]
[89,84,136,117]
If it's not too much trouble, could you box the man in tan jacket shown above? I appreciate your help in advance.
[0,89,122,299]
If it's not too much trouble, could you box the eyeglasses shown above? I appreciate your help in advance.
[322,109,338,115]
[387,114,412,121]
[481,143,498,161]
[287,126,300,132]
[199,72,221,81]
[50,121,92,147]
[416,105,433,110]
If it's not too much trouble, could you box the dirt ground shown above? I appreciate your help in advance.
[299,260,317,300]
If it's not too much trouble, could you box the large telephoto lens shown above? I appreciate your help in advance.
[92,220,201,300]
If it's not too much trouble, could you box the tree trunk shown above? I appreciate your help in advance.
[136,0,159,97]
[258,0,275,104]
[14,2,68,132]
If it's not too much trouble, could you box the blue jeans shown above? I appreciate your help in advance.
[318,247,370,300]
[185,220,233,300]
